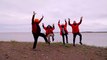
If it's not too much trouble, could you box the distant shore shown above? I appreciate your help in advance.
[0,31,107,33]
[0,41,107,60]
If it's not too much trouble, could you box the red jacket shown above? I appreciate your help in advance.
[32,22,41,33]
[43,25,55,36]
[32,14,43,33]
[32,23,37,33]
[70,24,80,33]
[58,21,68,35]
[69,18,82,33]
[44,27,54,36]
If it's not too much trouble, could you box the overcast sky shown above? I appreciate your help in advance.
[0,0,107,32]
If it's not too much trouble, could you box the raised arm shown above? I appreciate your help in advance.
[53,24,55,29]
[68,18,71,25]
[42,23,46,29]
[32,11,36,24]
[65,19,67,27]
[42,23,45,28]
[39,15,44,23]
[58,20,60,27]
[78,16,83,25]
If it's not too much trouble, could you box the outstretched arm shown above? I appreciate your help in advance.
[32,11,36,24]
[78,16,83,25]
[39,15,44,23]
[68,18,71,25]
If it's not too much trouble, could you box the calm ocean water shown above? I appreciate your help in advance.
[0,32,107,47]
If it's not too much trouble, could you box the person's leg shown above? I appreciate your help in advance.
[39,33,50,44]
[73,33,77,46]
[78,33,82,45]
[52,34,54,41]
[47,34,50,43]
[62,35,65,45]
[32,33,39,49]
[65,34,68,43]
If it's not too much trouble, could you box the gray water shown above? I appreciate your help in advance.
[0,32,107,47]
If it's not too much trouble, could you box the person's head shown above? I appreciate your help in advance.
[34,19,39,23]
[61,24,64,28]
[73,21,77,25]
[47,25,52,28]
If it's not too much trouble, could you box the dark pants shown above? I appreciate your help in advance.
[73,32,82,46]
[32,32,49,49]
[62,34,68,45]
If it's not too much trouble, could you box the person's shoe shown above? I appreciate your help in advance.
[32,49,41,51]
[73,44,75,47]
[32,48,36,51]
[52,39,54,41]
[46,41,50,45]
[32,47,36,51]
[66,42,68,44]
[79,42,82,45]
[62,42,65,46]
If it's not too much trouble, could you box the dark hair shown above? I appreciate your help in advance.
[61,25,64,28]
[47,25,52,29]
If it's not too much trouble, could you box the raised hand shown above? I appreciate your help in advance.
[78,16,83,25]
[58,20,60,24]
[42,23,45,28]
[33,11,36,15]
[81,16,83,19]
[59,20,60,22]
[39,15,44,23]
[68,18,70,21]
[53,24,55,29]
[42,15,44,18]
[68,18,71,25]
[65,19,67,22]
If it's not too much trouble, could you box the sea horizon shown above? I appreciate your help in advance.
[0,32,107,47]
[0,31,107,33]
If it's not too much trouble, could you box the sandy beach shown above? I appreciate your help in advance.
[0,41,107,60]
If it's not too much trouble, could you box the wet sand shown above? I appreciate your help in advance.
[0,41,107,60]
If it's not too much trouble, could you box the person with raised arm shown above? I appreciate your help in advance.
[42,23,55,43]
[31,11,50,49]
[58,20,68,45]
[68,16,83,46]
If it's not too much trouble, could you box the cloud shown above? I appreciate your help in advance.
[0,0,107,32]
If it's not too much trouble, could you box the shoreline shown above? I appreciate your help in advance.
[0,41,107,48]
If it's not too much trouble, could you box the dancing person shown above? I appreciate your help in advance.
[58,20,68,45]
[31,11,50,49]
[42,23,55,43]
[68,16,83,46]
